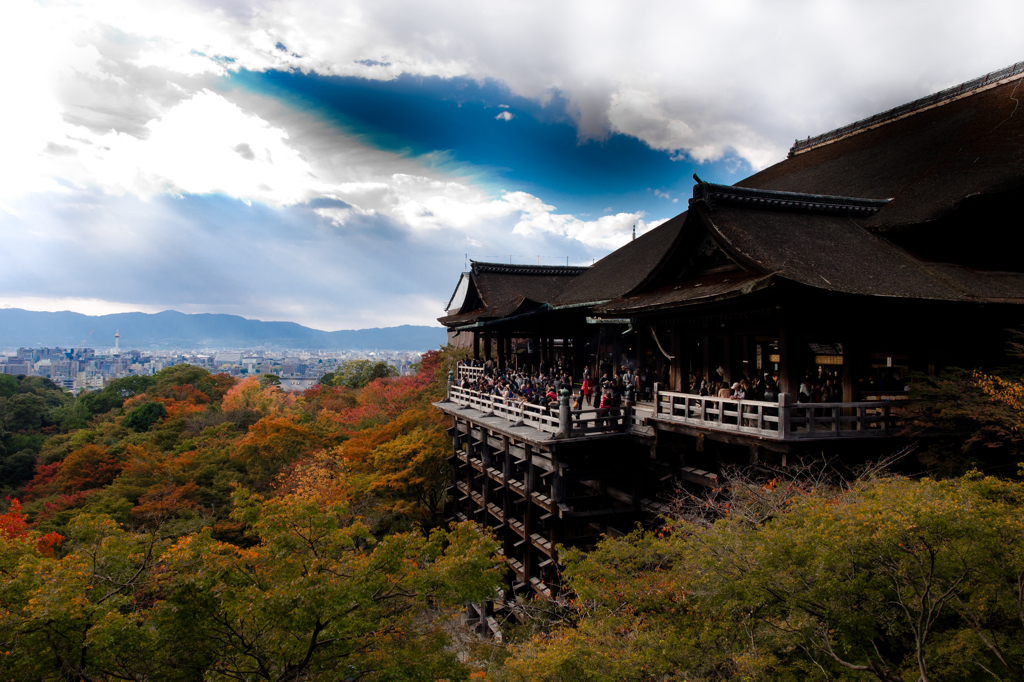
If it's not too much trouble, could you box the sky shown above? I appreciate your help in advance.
[2,0,1024,331]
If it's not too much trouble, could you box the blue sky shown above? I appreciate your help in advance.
[231,69,751,218]
[2,0,1024,331]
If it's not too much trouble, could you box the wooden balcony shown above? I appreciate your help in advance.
[446,367,903,444]
[652,391,903,441]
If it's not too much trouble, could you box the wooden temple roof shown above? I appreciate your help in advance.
[438,262,586,327]
[549,214,688,307]
[742,62,1024,231]
[693,199,1024,302]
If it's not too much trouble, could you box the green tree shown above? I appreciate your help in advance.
[332,360,399,389]
[259,373,282,388]
[0,490,503,681]
[123,401,168,432]
[502,474,1024,682]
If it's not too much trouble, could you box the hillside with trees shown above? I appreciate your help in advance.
[1,351,1023,680]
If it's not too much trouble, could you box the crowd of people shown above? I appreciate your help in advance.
[457,358,903,410]
[685,368,782,402]
[455,359,657,412]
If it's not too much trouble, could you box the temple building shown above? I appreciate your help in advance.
[434,61,1024,600]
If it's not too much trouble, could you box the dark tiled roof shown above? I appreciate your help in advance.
[438,262,585,327]
[790,61,1024,156]
[739,74,1024,229]
[690,175,888,215]
[437,308,489,326]
[472,263,587,277]
[694,202,1024,302]
[552,213,688,306]
[595,272,773,315]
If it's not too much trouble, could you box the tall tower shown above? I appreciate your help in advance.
[114,329,120,355]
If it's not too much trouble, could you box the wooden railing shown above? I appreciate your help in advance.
[457,364,485,383]
[449,372,902,442]
[448,385,562,434]
[653,391,903,440]
[568,406,629,434]
[447,385,630,436]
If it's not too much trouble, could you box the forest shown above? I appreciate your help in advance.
[1,350,1022,681]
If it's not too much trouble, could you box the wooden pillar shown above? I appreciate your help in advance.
[702,335,710,384]
[634,326,645,374]
[573,336,584,381]
[473,332,480,360]
[523,445,535,578]
[843,337,859,403]
[452,419,462,517]
[671,330,683,391]
[778,321,804,400]
[502,437,513,559]
[483,333,492,361]
[497,334,506,371]
[481,438,492,526]
[550,453,564,553]
[722,335,732,384]
[742,335,752,380]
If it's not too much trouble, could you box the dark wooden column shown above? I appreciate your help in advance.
[842,336,860,403]
[483,333,491,361]
[451,419,462,517]
[572,336,584,381]
[481,438,492,525]
[778,321,805,400]
[742,335,752,380]
[524,445,535,579]
[502,436,513,559]
[497,334,506,370]
[473,332,480,360]
[671,329,683,391]
[702,335,710,384]
[550,452,564,554]
[722,335,732,384]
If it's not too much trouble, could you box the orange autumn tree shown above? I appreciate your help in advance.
[281,347,461,527]
[23,443,122,501]
[221,376,296,416]
[234,415,322,489]
[335,407,451,524]
[0,498,63,556]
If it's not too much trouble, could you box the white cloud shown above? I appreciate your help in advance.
[495,111,514,121]
[508,193,659,250]
[16,0,1024,179]
[153,0,1024,168]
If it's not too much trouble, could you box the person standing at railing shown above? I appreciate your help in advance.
[581,376,592,406]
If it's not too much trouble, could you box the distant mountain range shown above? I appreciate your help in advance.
[0,309,448,351]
